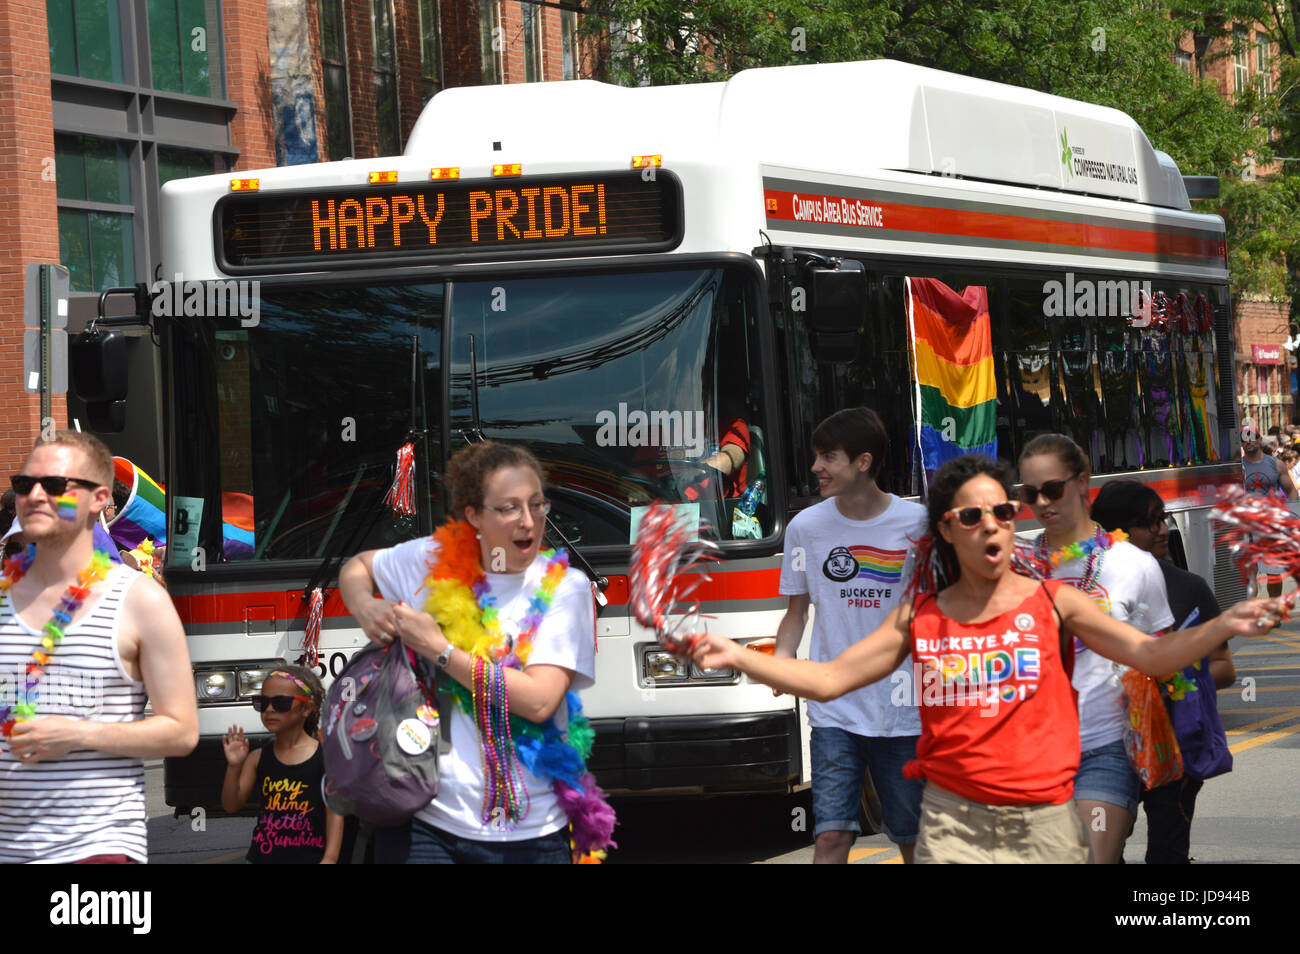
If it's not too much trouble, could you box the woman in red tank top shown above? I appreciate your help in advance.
[693,455,1285,863]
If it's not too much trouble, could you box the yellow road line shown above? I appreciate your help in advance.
[1257,634,1300,652]
[1220,706,1300,715]
[196,849,248,865]
[1230,722,1300,755]
[877,855,903,864]
[1237,665,1300,671]
[847,846,890,863]
[1224,708,1300,736]
[1232,650,1298,656]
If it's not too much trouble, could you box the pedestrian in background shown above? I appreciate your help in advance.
[1092,482,1234,864]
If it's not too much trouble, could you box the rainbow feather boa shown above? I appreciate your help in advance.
[423,521,616,860]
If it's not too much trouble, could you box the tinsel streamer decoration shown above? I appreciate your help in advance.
[1209,485,1300,607]
[629,503,721,655]
[384,442,416,516]
[302,586,324,669]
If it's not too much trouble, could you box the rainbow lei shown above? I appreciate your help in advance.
[423,521,616,861]
[0,545,113,737]
[1034,526,1128,591]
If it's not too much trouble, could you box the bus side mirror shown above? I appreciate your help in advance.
[70,329,128,432]
[804,259,867,363]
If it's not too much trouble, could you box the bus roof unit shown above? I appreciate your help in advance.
[406,59,1190,210]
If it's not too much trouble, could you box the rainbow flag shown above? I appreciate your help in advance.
[107,457,167,550]
[906,277,997,480]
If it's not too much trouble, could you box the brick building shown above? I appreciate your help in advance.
[1181,24,1293,431]
[8,0,590,479]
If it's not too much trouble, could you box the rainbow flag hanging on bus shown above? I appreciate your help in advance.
[107,457,167,550]
[906,277,997,482]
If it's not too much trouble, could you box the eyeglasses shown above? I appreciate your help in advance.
[10,475,103,496]
[943,501,1021,527]
[250,694,311,713]
[1131,514,1167,535]
[480,500,551,522]
[1015,474,1081,505]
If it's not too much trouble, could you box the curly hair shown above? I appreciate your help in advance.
[909,454,1018,594]
[446,440,546,515]
[264,664,326,736]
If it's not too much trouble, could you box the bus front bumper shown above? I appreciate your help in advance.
[586,711,800,794]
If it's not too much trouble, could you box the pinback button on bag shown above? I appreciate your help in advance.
[321,638,450,826]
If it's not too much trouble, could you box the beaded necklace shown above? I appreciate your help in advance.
[423,520,616,861]
[0,545,113,737]
[1033,524,1128,591]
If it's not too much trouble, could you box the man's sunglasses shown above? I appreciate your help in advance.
[9,475,103,496]
[1015,473,1081,505]
[943,501,1022,527]
[250,694,311,713]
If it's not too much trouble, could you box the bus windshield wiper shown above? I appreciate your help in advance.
[463,334,609,604]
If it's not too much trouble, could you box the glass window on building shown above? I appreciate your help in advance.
[521,1,541,82]
[1174,50,1192,74]
[1255,33,1272,94]
[55,135,135,292]
[419,0,443,104]
[148,0,225,98]
[1233,28,1249,95]
[48,0,125,82]
[479,0,502,84]
[562,8,577,79]
[158,146,218,187]
[372,0,400,154]
[318,0,352,160]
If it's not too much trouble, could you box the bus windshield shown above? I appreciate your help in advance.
[166,263,773,566]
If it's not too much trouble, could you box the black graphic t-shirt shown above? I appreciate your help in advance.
[246,744,328,864]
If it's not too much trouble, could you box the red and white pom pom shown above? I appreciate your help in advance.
[384,442,416,516]
[630,502,721,655]
[303,587,324,669]
[1209,485,1300,601]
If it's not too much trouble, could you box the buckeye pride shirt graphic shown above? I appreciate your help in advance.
[779,496,926,737]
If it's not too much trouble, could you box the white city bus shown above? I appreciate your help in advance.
[128,60,1240,811]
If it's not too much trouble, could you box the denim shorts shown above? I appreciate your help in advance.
[1073,739,1140,817]
[372,818,572,864]
[809,726,924,843]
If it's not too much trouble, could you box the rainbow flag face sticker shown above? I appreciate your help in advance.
[54,495,78,521]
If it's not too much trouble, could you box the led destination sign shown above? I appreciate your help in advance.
[218,171,681,270]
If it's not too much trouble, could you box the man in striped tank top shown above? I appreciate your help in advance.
[0,431,197,863]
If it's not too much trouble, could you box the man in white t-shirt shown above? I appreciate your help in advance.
[775,407,926,864]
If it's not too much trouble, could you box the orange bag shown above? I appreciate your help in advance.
[1120,668,1183,790]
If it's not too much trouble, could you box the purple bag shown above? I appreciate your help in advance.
[321,640,446,826]
[1163,657,1232,781]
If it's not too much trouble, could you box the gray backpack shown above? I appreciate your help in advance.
[321,640,450,827]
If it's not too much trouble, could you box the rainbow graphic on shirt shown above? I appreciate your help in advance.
[846,545,908,584]
[54,495,77,521]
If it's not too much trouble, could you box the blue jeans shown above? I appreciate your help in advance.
[1074,739,1140,816]
[372,817,572,864]
[810,726,923,843]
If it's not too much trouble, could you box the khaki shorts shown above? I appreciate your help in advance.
[915,783,1093,864]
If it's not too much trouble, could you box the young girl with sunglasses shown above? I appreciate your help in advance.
[690,454,1283,863]
[1016,434,1172,864]
[222,664,344,863]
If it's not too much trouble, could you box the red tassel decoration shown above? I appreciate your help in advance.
[629,502,720,655]
[303,587,324,669]
[384,442,416,516]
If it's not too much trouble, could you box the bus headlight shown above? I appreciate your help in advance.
[195,671,237,702]
[237,669,272,698]
[639,644,737,686]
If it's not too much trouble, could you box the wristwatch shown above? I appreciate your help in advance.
[434,643,455,669]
